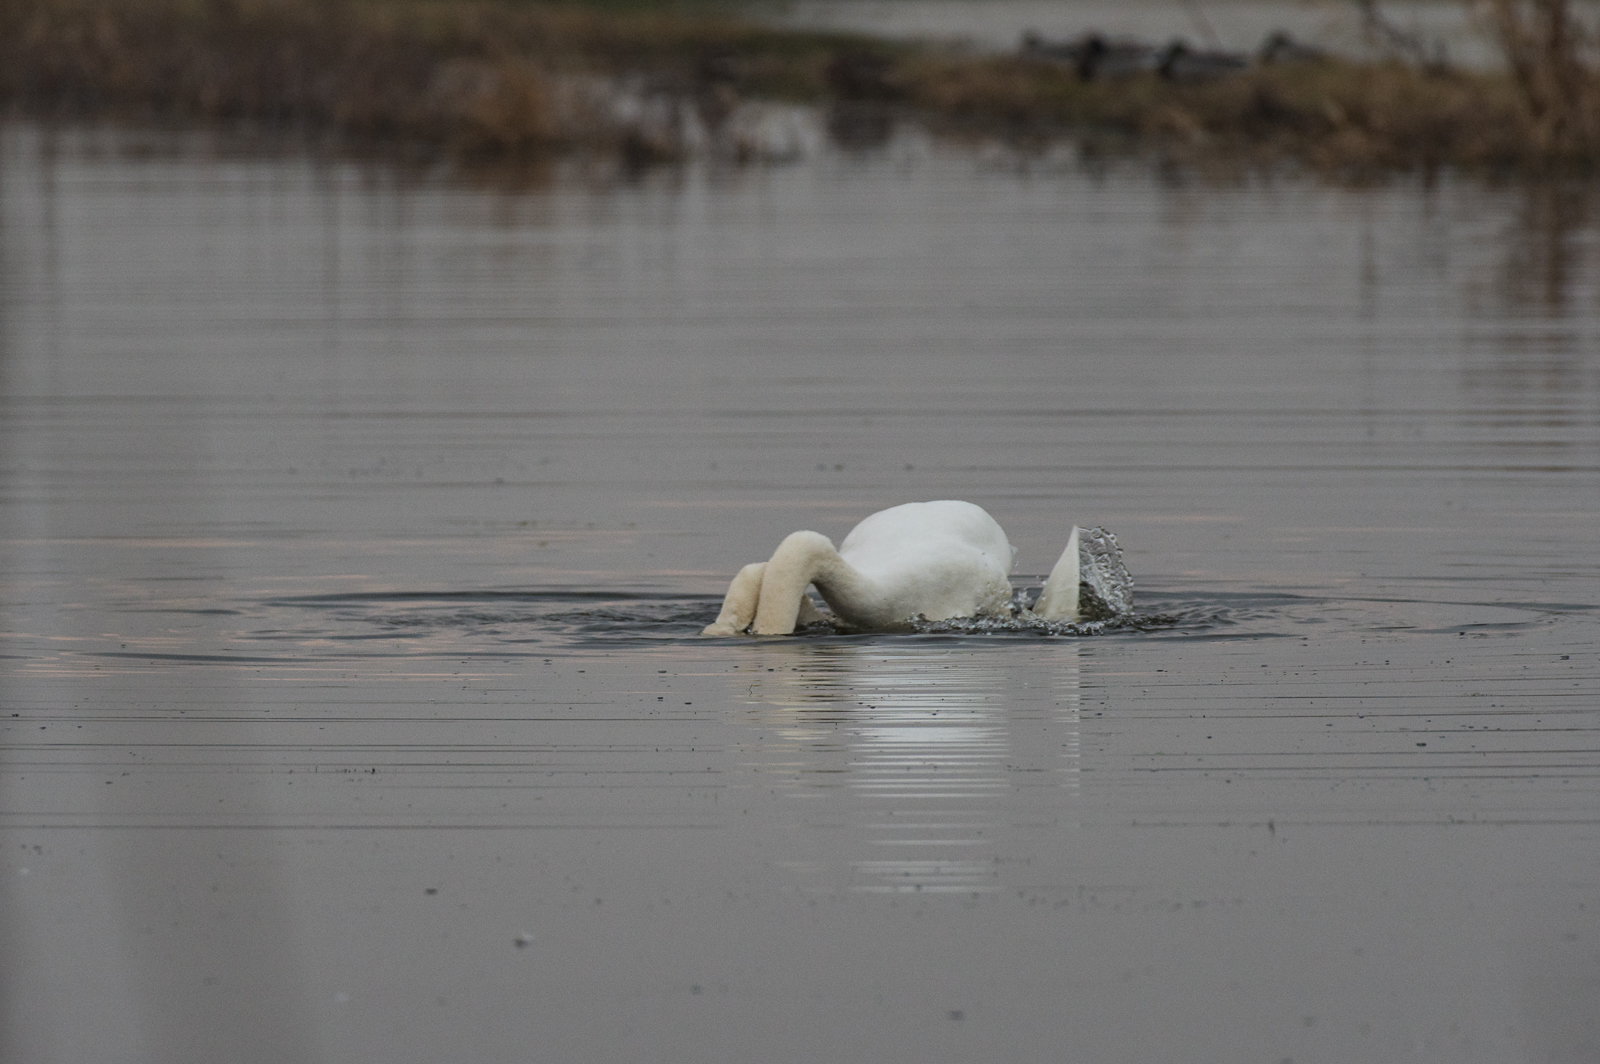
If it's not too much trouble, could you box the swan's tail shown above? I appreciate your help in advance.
[1033,525,1081,621]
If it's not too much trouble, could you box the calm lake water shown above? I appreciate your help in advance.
[2,121,1598,1063]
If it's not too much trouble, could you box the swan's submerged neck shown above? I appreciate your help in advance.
[749,530,899,634]
[809,555,894,627]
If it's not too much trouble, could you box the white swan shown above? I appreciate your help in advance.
[701,500,1086,635]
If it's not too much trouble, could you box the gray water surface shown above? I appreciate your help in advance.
[2,124,1598,1063]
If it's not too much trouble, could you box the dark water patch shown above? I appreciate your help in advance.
[117,608,244,616]
[263,589,717,606]
[317,632,435,642]
[258,591,721,645]
[237,582,1591,655]
[85,651,307,665]
[251,584,1236,651]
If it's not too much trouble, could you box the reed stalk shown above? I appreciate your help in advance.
[1487,0,1600,161]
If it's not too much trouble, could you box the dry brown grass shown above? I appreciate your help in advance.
[3,0,1600,177]
[1487,0,1600,159]
[0,0,866,159]
[897,48,1596,177]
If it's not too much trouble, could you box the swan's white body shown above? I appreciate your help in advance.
[702,500,1084,635]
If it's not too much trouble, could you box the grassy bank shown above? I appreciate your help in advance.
[0,0,873,163]
[2,0,1599,177]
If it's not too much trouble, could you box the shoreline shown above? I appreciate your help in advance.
[2,0,1598,179]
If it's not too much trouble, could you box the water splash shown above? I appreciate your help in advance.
[1076,526,1134,621]
[911,613,1109,637]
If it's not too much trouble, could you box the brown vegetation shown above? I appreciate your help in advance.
[0,0,872,161]
[898,52,1540,176]
[1487,0,1600,160]
[898,0,1600,177]
[2,0,1599,177]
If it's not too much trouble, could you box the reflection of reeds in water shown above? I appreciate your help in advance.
[1462,180,1598,394]
[1498,182,1594,312]
[6,0,1600,175]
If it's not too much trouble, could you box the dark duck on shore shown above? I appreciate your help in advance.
[1157,39,1249,82]
[1020,31,1160,82]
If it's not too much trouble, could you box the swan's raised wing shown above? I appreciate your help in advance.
[1033,525,1080,621]
[1033,525,1134,623]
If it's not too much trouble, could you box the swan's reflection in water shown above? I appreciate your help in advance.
[738,641,1080,894]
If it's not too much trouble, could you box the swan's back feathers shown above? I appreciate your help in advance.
[839,501,1011,564]
[834,501,1014,623]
